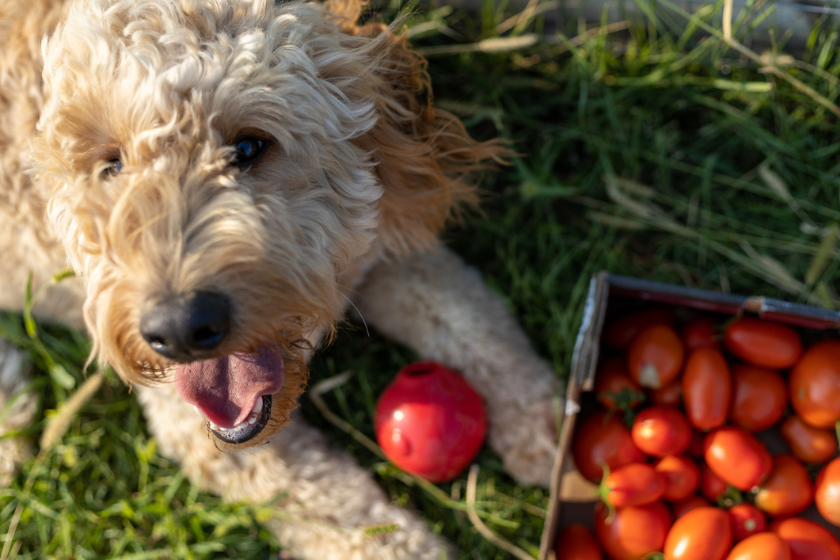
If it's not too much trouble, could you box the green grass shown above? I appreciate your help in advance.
[4,0,840,558]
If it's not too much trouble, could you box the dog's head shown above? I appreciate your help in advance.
[31,0,503,447]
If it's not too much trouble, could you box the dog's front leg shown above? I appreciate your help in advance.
[354,246,561,487]
[136,385,454,560]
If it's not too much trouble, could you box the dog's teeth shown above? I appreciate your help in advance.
[209,421,220,431]
[251,396,263,414]
[193,405,204,417]
[248,413,257,425]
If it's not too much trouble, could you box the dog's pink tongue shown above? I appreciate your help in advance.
[174,346,284,429]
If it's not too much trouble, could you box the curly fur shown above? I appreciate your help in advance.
[0,0,560,557]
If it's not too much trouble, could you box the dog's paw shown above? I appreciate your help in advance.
[0,340,36,486]
[488,393,559,488]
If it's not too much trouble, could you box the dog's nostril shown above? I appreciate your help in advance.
[140,291,231,362]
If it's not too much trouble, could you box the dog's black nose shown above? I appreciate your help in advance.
[140,291,231,362]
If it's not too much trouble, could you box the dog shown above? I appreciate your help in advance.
[0,0,562,557]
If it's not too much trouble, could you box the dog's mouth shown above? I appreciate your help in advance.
[173,345,284,444]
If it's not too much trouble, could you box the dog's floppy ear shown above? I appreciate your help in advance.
[325,0,510,257]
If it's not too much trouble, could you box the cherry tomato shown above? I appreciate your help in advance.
[728,503,767,542]
[650,381,683,407]
[701,463,728,503]
[627,324,685,389]
[724,317,802,369]
[725,532,791,560]
[688,430,705,458]
[631,406,693,457]
[815,457,840,527]
[594,501,671,560]
[730,364,787,432]
[672,495,710,518]
[572,411,646,483]
[754,455,812,518]
[663,506,732,560]
[375,362,486,482]
[770,517,840,560]
[655,455,700,502]
[704,426,772,491]
[683,347,731,431]
[555,524,603,560]
[604,307,675,351]
[601,462,666,508]
[779,415,838,464]
[789,340,840,429]
[682,316,721,350]
[595,358,645,411]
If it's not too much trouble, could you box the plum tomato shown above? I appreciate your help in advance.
[631,406,693,457]
[655,455,700,502]
[628,324,685,389]
[789,340,840,429]
[682,316,721,351]
[601,462,666,508]
[770,517,840,560]
[604,307,676,351]
[572,411,646,483]
[374,361,486,483]
[663,506,733,560]
[672,495,710,519]
[650,381,683,407]
[594,501,671,560]
[728,503,767,542]
[700,463,729,503]
[815,457,840,527]
[724,532,791,560]
[754,455,813,518]
[729,364,787,432]
[595,358,645,411]
[555,524,604,560]
[682,347,731,431]
[779,415,838,464]
[724,317,802,369]
[704,426,772,491]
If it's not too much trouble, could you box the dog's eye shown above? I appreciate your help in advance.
[232,137,266,167]
[103,158,122,178]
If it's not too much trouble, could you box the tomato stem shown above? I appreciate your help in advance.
[596,462,617,524]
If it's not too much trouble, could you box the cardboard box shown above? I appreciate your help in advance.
[538,271,840,559]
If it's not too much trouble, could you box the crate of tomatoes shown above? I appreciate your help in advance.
[539,272,840,560]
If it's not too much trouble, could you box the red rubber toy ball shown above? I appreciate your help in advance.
[375,361,487,483]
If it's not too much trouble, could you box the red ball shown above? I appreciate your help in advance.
[374,361,487,483]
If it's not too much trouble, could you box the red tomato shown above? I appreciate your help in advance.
[627,324,685,389]
[682,316,721,350]
[604,307,676,351]
[728,504,767,542]
[374,362,486,483]
[815,457,840,526]
[595,358,645,411]
[683,347,731,431]
[700,463,728,502]
[779,415,838,464]
[555,524,604,560]
[724,317,802,369]
[672,495,710,518]
[725,532,791,560]
[789,340,840,429]
[631,406,693,457]
[704,427,772,491]
[655,455,700,502]
[594,501,671,560]
[770,517,840,560]
[602,462,666,508]
[688,430,705,458]
[650,381,683,407]
[572,411,646,483]
[729,364,787,432]
[754,455,813,518]
[663,506,733,560]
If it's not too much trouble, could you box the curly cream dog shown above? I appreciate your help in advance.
[0,0,561,556]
